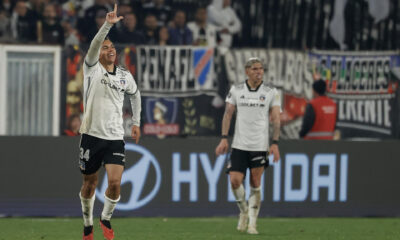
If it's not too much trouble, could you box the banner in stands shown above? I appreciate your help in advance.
[1,137,399,217]
[136,46,218,97]
[309,50,400,139]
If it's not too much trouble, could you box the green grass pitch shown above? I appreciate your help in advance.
[0,217,399,240]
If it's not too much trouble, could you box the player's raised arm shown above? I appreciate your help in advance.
[85,4,124,66]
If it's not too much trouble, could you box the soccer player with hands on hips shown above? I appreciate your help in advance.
[77,4,141,240]
[215,57,281,235]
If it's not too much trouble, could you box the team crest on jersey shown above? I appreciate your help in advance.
[120,79,126,86]
[259,95,266,101]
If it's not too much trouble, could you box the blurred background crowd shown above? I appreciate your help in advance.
[2,0,400,50]
[0,0,242,48]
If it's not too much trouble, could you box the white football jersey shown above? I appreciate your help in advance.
[80,62,138,140]
[226,81,281,151]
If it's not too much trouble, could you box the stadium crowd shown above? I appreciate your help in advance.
[0,0,241,47]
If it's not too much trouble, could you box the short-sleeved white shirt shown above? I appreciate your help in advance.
[79,61,138,140]
[226,81,281,151]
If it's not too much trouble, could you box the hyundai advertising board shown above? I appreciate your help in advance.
[0,137,399,217]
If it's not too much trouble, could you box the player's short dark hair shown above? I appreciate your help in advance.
[103,36,112,42]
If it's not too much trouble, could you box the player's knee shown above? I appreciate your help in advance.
[230,179,242,189]
[83,179,97,191]
[107,179,121,192]
[250,178,261,188]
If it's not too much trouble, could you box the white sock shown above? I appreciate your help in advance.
[101,194,120,221]
[232,184,248,214]
[79,191,95,227]
[248,186,261,227]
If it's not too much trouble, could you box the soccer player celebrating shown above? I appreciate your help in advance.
[78,4,141,240]
[215,57,281,235]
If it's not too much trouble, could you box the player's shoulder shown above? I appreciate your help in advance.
[117,65,134,78]
[233,82,245,90]
[117,65,130,73]
[261,82,276,93]
[83,60,100,75]
[84,60,99,69]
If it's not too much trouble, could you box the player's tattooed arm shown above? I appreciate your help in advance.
[221,103,236,136]
[270,106,280,141]
[215,103,235,156]
[269,106,281,162]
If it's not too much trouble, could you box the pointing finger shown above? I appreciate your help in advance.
[114,3,117,13]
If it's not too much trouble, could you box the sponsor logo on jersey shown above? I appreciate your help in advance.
[101,78,125,93]
[238,102,265,108]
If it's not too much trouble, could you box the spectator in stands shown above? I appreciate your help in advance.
[299,79,337,140]
[0,9,11,42]
[85,8,118,43]
[28,0,46,16]
[117,3,133,17]
[167,10,192,45]
[187,7,217,47]
[207,0,241,48]
[1,0,14,15]
[117,12,145,45]
[64,113,81,136]
[158,26,168,46]
[79,0,110,37]
[142,14,158,45]
[61,0,92,23]
[62,20,80,46]
[10,0,38,42]
[143,0,171,27]
[38,4,64,44]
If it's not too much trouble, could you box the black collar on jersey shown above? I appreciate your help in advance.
[245,80,263,92]
[107,65,117,75]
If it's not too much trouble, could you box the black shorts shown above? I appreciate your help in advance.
[226,148,269,174]
[78,134,125,175]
